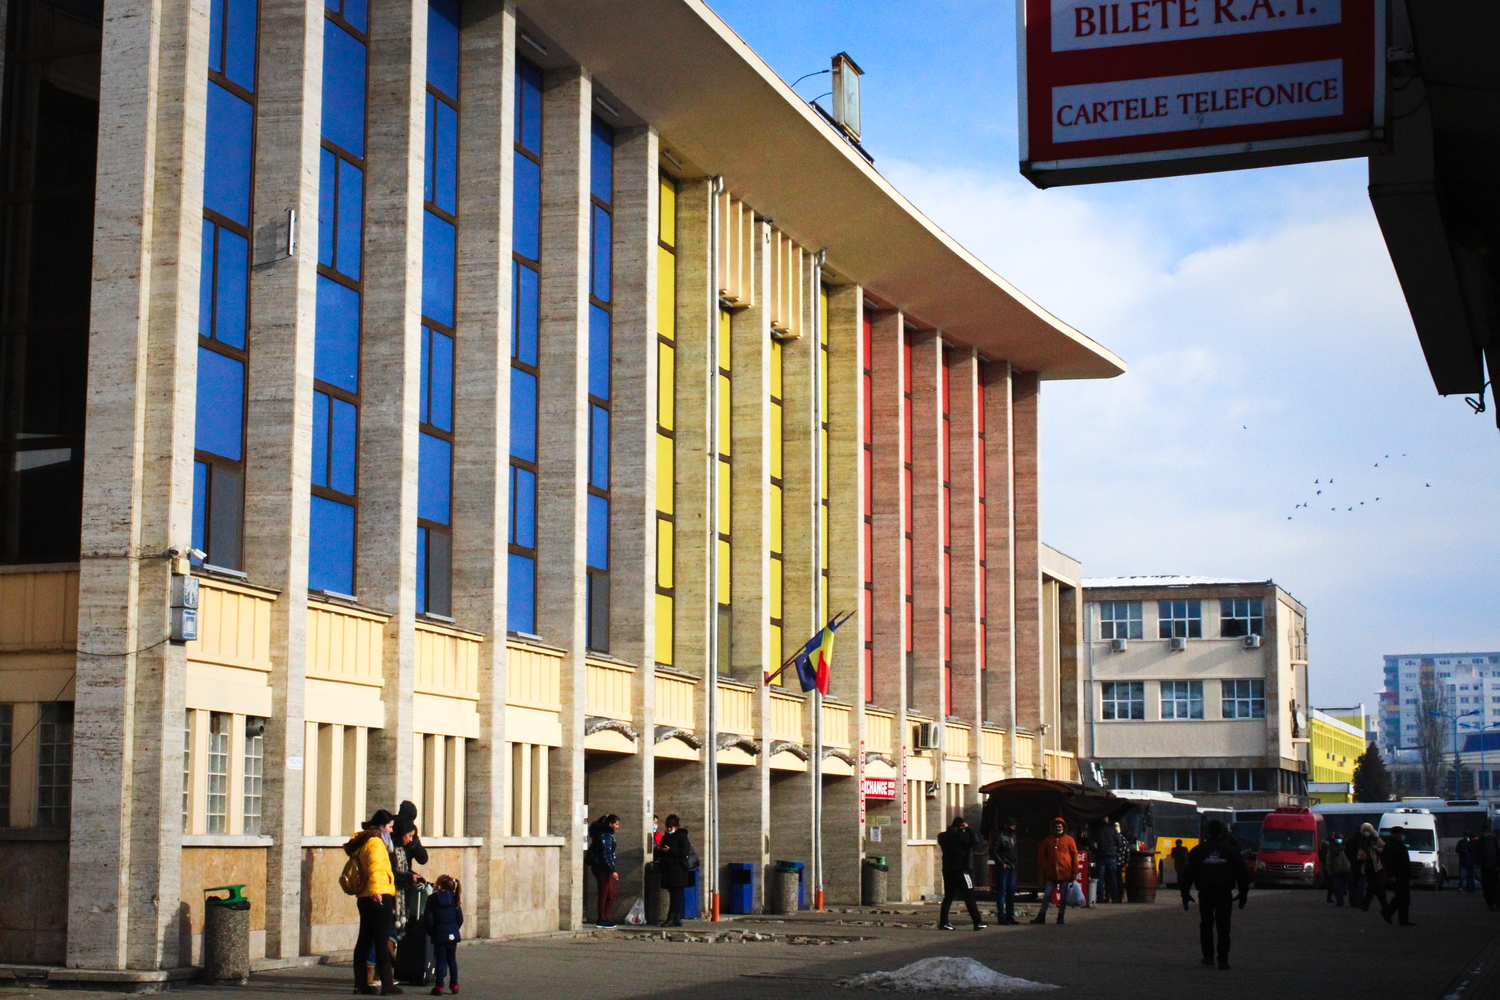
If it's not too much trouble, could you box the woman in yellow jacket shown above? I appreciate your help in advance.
[346,810,401,995]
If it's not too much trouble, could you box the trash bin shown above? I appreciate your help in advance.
[769,861,802,914]
[682,871,700,919]
[861,857,889,905]
[725,862,755,914]
[203,885,251,982]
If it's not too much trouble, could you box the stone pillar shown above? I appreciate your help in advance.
[1012,372,1042,742]
[360,0,427,811]
[982,363,1017,775]
[67,0,206,969]
[536,65,591,930]
[450,0,515,938]
[247,0,326,957]
[946,349,984,821]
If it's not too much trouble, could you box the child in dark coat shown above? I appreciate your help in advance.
[422,875,463,995]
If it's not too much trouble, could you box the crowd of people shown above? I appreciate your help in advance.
[585,812,698,929]
[343,802,464,996]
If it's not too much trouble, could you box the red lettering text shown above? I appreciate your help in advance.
[1214,0,1236,23]
[1074,6,1097,35]
[1132,1,1151,30]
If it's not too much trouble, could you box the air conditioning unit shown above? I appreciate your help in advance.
[1170,636,1188,651]
[913,722,937,750]
[1110,638,1128,653]
[1244,634,1262,649]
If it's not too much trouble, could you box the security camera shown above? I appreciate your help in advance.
[188,548,207,562]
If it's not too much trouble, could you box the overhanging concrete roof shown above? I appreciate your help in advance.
[519,0,1125,382]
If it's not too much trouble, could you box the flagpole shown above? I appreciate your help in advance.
[811,249,827,912]
[706,175,724,922]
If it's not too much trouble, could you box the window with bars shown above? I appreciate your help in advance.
[1100,681,1144,721]
[1222,679,1266,719]
[508,56,542,635]
[206,712,230,834]
[1161,680,1204,720]
[243,717,263,835]
[585,118,614,652]
[1100,601,1142,640]
[1219,598,1263,638]
[36,702,72,827]
[182,714,192,829]
[1157,600,1202,639]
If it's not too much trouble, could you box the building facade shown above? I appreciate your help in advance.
[0,0,1122,975]
[1081,577,1310,809]
[1379,651,1500,752]
[1306,708,1366,804]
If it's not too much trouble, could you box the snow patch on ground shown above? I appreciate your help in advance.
[838,956,1059,993]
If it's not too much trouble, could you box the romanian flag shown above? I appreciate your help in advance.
[786,612,851,696]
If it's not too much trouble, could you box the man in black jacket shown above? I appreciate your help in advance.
[1380,826,1414,925]
[937,816,987,931]
[1093,821,1124,903]
[990,816,1020,925]
[1477,824,1500,911]
[1180,819,1249,971]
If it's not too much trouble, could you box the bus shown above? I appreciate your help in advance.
[1111,789,1211,882]
[1312,799,1498,887]
[1231,809,1272,866]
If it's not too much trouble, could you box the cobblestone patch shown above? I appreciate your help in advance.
[595,928,871,945]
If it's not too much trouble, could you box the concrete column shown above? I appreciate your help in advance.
[1012,372,1042,742]
[449,0,514,938]
[68,0,207,968]
[359,0,427,810]
[982,363,1017,775]
[946,349,984,820]
[535,65,591,930]
[247,0,325,957]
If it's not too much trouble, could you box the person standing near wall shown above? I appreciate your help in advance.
[1030,818,1078,925]
[589,815,621,927]
[346,810,400,995]
[654,815,696,927]
[990,816,1020,925]
[1092,821,1123,903]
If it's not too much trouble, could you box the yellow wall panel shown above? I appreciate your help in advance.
[866,711,895,754]
[415,622,481,699]
[655,435,675,514]
[945,723,971,761]
[586,659,634,721]
[656,520,674,589]
[981,728,1007,766]
[770,485,783,554]
[718,682,754,735]
[770,692,802,742]
[306,601,386,686]
[506,642,563,711]
[655,246,676,341]
[654,594,674,666]
[717,375,731,455]
[822,702,851,748]
[770,339,783,399]
[187,580,273,672]
[770,406,783,480]
[769,558,783,619]
[657,343,675,430]
[655,671,695,729]
[658,174,676,247]
[717,540,731,605]
[0,569,79,651]
[717,463,731,535]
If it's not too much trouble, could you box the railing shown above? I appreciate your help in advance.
[506,641,562,710]
[822,702,851,748]
[414,621,481,700]
[717,681,755,735]
[307,600,387,686]
[187,578,274,671]
[865,710,895,754]
[944,723,971,760]
[981,728,1006,766]
[770,691,803,742]
[655,671,696,730]
[586,658,634,721]
[0,568,78,651]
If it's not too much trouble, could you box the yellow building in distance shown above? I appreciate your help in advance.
[1308,708,1368,803]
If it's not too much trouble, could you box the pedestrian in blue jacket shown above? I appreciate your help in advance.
[422,875,463,995]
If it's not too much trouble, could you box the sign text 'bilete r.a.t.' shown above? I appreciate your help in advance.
[1019,0,1388,186]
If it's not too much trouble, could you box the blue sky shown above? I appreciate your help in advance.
[709,1,1500,709]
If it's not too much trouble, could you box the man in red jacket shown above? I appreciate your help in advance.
[1030,817,1079,925]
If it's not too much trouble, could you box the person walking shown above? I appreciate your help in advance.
[1320,834,1337,902]
[422,875,462,996]
[654,814,696,927]
[990,816,1020,924]
[1380,826,1415,926]
[1180,819,1249,971]
[1325,832,1351,906]
[346,809,401,995]
[1093,821,1123,903]
[1170,839,1190,890]
[936,816,987,931]
[1475,824,1500,911]
[1030,818,1078,925]
[589,814,621,927]
[1354,823,1388,914]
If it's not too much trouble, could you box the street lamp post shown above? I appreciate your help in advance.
[1431,709,1482,799]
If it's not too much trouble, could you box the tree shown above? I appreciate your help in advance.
[1353,743,1393,803]
[1445,760,1477,799]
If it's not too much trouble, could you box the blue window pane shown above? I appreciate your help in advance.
[590,205,611,302]
[589,404,609,489]
[315,276,360,391]
[209,0,225,75]
[335,159,363,280]
[512,151,540,260]
[588,304,610,401]
[591,119,613,203]
[418,432,451,524]
[516,60,541,153]
[196,348,244,461]
[309,495,356,594]
[205,82,254,226]
[507,553,535,634]
[311,391,330,487]
[428,329,453,431]
[587,493,608,570]
[225,0,257,91]
[422,211,455,327]
[199,219,215,340]
[426,0,459,99]
[319,149,336,267]
[322,22,366,157]
[415,526,428,614]
[434,100,458,215]
[214,228,248,348]
[510,369,536,463]
[341,0,366,32]
[423,92,436,204]
[420,327,431,424]
[330,397,357,494]
[512,262,538,364]
[509,465,535,548]
[193,461,209,553]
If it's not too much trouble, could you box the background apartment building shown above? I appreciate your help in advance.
[1378,651,1500,799]
[1082,577,1310,809]
[0,0,1120,976]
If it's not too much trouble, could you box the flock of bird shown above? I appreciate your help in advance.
[1284,453,1430,520]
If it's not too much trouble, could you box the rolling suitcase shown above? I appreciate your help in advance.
[394,885,433,985]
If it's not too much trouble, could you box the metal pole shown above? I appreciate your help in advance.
[811,249,826,911]
[707,175,724,920]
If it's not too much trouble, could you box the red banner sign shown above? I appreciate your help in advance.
[1020,0,1387,186]
[862,777,897,800]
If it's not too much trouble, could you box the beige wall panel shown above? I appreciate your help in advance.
[717,681,755,735]
[1095,721,1269,759]
[186,581,275,670]
[0,660,77,701]
[866,711,895,755]
[0,570,79,651]
[304,679,385,728]
[302,848,361,955]
[306,604,387,685]
[506,644,563,710]
[769,693,802,742]
[414,625,482,698]
[505,706,563,747]
[178,848,268,965]
[654,672,696,729]
[822,702,851,748]
[654,737,700,761]
[583,730,637,754]
[185,662,274,717]
[585,661,634,721]
[493,845,561,936]
[413,693,481,739]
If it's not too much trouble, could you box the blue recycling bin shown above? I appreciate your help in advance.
[682,873,700,919]
[725,862,755,914]
[778,861,806,909]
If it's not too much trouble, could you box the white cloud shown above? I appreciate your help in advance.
[884,159,1500,706]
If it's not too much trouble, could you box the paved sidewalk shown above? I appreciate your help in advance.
[6,889,1498,999]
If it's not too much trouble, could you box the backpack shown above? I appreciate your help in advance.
[339,851,366,895]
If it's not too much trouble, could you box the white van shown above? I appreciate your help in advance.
[1379,808,1441,890]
